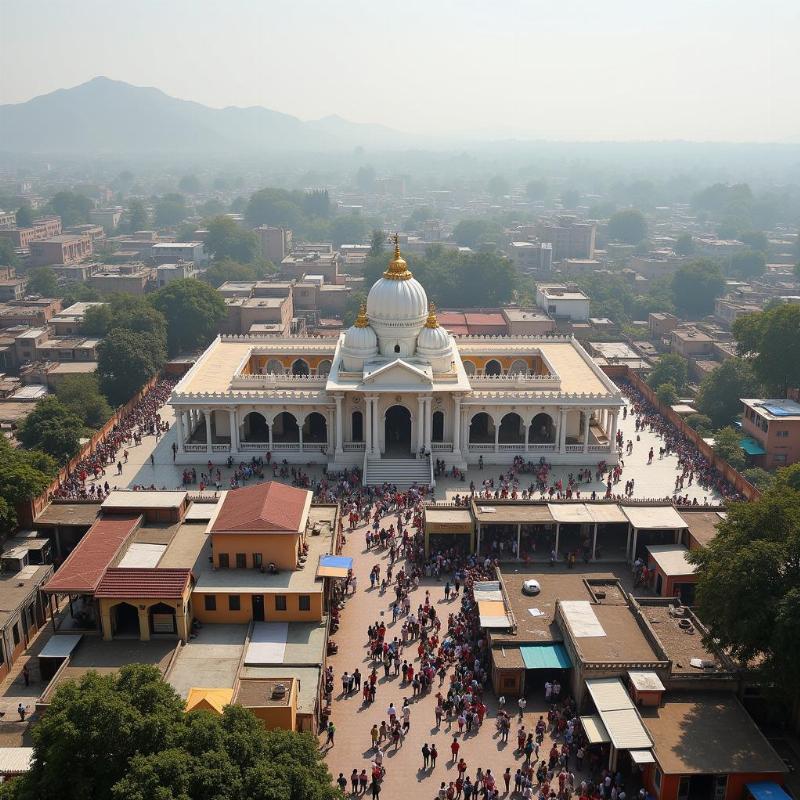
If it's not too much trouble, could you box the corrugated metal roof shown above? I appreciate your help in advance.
[630,750,656,764]
[580,715,611,744]
[586,678,635,711]
[585,504,629,524]
[94,567,192,599]
[44,513,142,595]
[548,503,594,523]
[647,544,697,577]
[623,505,687,530]
[0,747,33,775]
[38,634,82,659]
[601,708,653,750]
[628,671,665,692]
[561,601,606,637]
[521,644,571,670]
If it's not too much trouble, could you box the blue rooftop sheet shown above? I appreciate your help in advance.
[521,643,572,670]
[746,783,791,800]
[740,437,767,456]
[319,555,353,570]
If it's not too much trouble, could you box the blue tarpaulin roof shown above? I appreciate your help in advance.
[740,437,767,456]
[319,555,353,570]
[746,783,791,800]
[521,643,572,670]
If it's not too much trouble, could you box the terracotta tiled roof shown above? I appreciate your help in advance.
[94,568,193,599]
[464,313,505,325]
[43,513,142,595]
[211,481,310,534]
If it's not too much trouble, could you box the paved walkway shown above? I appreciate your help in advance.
[320,513,598,798]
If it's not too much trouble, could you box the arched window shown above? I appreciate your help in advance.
[462,361,476,375]
[303,412,327,443]
[485,359,502,376]
[432,411,444,442]
[317,359,332,376]
[241,411,269,442]
[272,411,299,442]
[394,344,400,354]
[469,412,495,444]
[499,412,525,444]
[352,411,363,442]
[266,358,284,374]
[509,359,528,374]
[530,412,555,444]
[291,359,309,376]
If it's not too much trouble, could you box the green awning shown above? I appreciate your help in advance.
[521,643,572,670]
[740,437,766,456]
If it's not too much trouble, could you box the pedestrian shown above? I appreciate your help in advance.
[503,768,511,794]
[371,724,379,749]
[21,664,29,687]
[450,736,460,763]
[430,743,438,768]
[326,720,335,745]
[17,703,26,721]
[518,696,527,719]
[422,742,431,769]
[337,773,347,793]
[370,778,381,799]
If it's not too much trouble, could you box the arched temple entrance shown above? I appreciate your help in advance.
[384,405,412,456]
[530,412,556,444]
[242,411,269,442]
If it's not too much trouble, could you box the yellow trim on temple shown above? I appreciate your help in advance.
[425,302,439,328]
[354,302,369,328]
[383,233,414,281]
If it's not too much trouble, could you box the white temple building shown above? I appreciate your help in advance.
[170,241,624,485]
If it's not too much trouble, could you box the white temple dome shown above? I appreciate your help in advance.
[342,304,378,353]
[366,243,428,324]
[416,305,450,355]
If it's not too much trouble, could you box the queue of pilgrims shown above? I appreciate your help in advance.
[328,488,650,800]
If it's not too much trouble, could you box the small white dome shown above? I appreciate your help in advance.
[343,322,378,352]
[416,322,450,354]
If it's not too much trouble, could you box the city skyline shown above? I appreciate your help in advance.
[2,0,799,143]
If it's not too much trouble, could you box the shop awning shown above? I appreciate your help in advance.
[548,503,594,524]
[580,715,611,744]
[478,599,511,629]
[424,508,474,533]
[630,750,656,764]
[316,555,353,579]
[740,437,767,456]
[622,505,687,530]
[38,634,82,659]
[473,581,503,602]
[521,643,572,670]
[746,783,792,800]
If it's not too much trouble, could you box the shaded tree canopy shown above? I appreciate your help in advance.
[712,425,746,470]
[607,208,648,244]
[0,437,56,535]
[671,259,725,317]
[674,232,695,256]
[48,191,92,227]
[25,266,58,296]
[733,304,800,395]
[452,219,503,249]
[727,249,766,279]
[18,396,83,464]
[0,239,19,267]
[15,203,33,228]
[646,353,688,393]
[83,295,167,341]
[154,193,187,228]
[695,358,762,429]
[688,465,800,700]
[150,279,226,356]
[123,198,149,233]
[55,374,113,429]
[0,664,339,800]
[203,215,259,263]
[97,329,166,406]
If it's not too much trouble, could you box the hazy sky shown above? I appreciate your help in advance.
[2,0,798,141]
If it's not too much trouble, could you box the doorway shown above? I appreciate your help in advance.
[112,602,140,638]
[252,595,265,622]
[384,405,412,456]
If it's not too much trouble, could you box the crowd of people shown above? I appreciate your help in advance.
[50,377,177,501]
[326,488,650,799]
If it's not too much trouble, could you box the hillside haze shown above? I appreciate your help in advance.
[0,77,407,154]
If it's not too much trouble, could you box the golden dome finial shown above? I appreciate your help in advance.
[354,302,369,328]
[425,301,439,329]
[383,232,413,281]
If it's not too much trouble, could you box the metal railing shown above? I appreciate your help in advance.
[211,444,230,452]
[343,442,365,451]
[431,442,453,452]
[565,444,584,453]
[588,444,611,453]
[184,443,207,453]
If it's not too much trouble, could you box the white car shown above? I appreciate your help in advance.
[522,579,541,596]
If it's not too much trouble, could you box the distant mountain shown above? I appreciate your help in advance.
[0,77,410,154]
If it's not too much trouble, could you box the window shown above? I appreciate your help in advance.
[253,553,263,568]
[235,553,247,569]
[678,776,689,800]
[502,677,516,689]
[11,624,19,646]
[653,768,661,791]
[275,595,287,611]
[204,595,216,611]
[714,775,727,800]
[228,595,241,611]
[218,553,229,569]
[352,411,363,442]
[777,430,789,437]
[299,595,311,611]
[394,344,400,353]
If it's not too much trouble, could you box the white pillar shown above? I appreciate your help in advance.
[525,416,530,453]
[175,408,185,454]
[334,396,344,456]
[373,398,380,455]
[365,398,373,455]
[559,408,568,452]
[554,523,560,557]
[424,397,432,454]
[453,396,461,454]
[583,409,591,452]
[299,414,304,451]
[516,523,522,561]
[204,408,213,454]
[609,409,618,449]
[592,522,598,560]
[268,421,273,453]
[494,415,500,453]
[417,396,425,455]
[228,408,237,453]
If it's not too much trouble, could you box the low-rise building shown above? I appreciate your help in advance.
[49,301,106,336]
[88,207,123,232]
[255,226,292,264]
[29,234,93,267]
[670,327,715,359]
[535,284,590,321]
[0,280,25,302]
[740,398,800,468]
[156,261,198,287]
[151,242,207,265]
[88,263,155,295]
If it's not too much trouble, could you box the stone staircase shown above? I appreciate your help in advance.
[365,456,431,488]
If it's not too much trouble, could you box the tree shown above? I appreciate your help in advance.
[487,175,509,198]
[15,203,33,228]
[178,174,201,194]
[245,188,304,228]
[330,215,367,247]
[369,229,385,257]
[525,180,548,201]
[0,437,56,535]
[83,295,167,341]
[97,329,166,405]
[607,209,648,244]
[452,219,503,249]
[49,191,92,227]
[203,216,259,263]
[55,374,112,429]
[688,467,800,700]
[203,259,259,288]
[741,466,774,491]
[685,413,713,433]
[154,193,187,228]
[342,290,367,327]
[674,232,695,256]
[25,266,59,296]
[122,199,149,233]
[647,354,688,393]
[738,230,768,251]
[728,249,766,279]
[560,189,580,209]
[404,206,434,231]
[655,382,677,406]
[1,664,339,800]
[18,396,83,463]
[0,238,19,267]
[695,358,762,428]
[733,304,800,395]
[302,189,330,218]
[150,279,226,356]
[60,282,100,307]
[712,426,746,470]
[671,259,725,317]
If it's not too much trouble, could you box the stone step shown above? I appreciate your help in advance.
[365,457,431,488]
